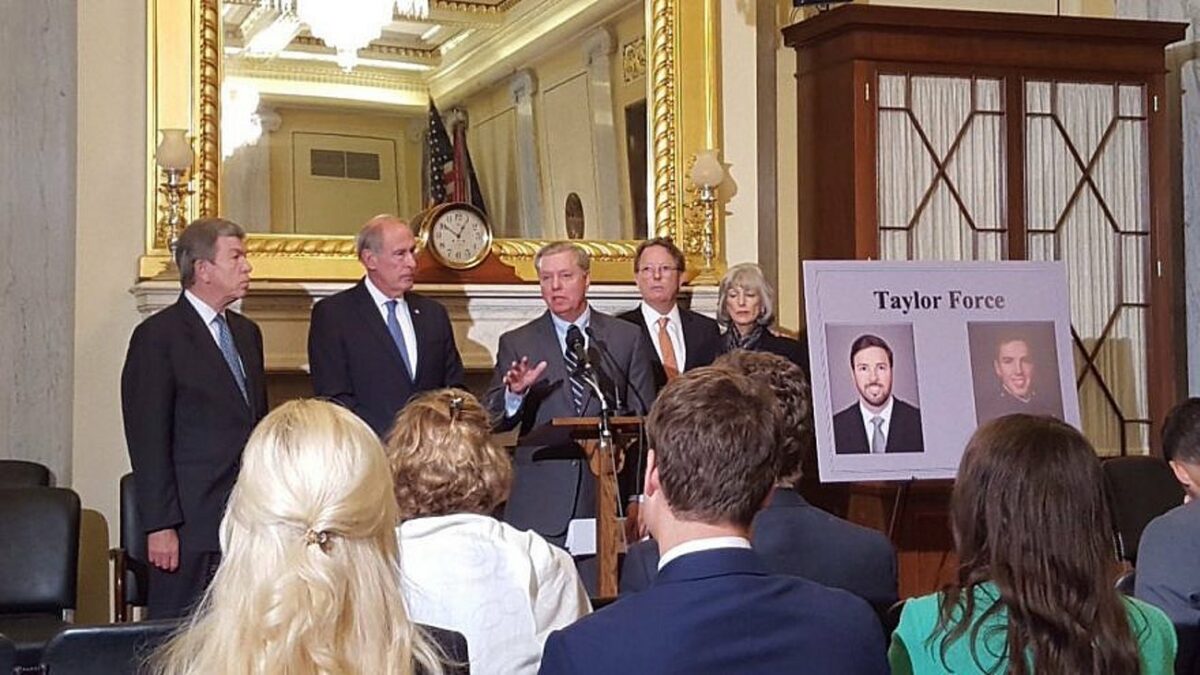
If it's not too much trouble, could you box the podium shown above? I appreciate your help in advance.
[544,416,645,598]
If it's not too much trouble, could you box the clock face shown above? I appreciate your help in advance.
[428,206,491,269]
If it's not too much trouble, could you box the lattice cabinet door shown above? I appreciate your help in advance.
[1024,80,1154,455]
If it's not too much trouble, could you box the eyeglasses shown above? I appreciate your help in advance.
[637,265,679,276]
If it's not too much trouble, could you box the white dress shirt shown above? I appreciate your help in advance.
[504,306,593,417]
[398,513,591,675]
[638,302,686,369]
[657,535,752,571]
[363,275,418,374]
[858,397,895,454]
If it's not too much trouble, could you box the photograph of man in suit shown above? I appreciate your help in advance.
[617,237,720,393]
[308,214,464,437]
[539,368,888,674]
[973,332,1063,423]
[832,334,924,454]
[120,218,268,618]
[485,242,655,554]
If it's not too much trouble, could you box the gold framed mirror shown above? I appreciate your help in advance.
[143,0,722,282]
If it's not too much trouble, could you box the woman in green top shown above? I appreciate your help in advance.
[889,414,1177,674]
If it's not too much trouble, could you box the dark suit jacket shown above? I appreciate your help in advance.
[620,488,898,611]
[721,330,811,376]
[832,398,924,454]
[539,548,888,675]
[308,280,464,437]
[617,305,720,393]
[120,295,268,552]
[484,309,656,544]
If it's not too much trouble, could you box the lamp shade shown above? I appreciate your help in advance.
[156,129,194,171]
[690,149,724,188]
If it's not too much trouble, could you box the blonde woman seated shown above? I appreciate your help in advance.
[388,389,591,675]
[889,414,1176,675]
[150,399,461,675]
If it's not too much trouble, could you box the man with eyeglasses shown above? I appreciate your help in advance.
[618,238,721,394]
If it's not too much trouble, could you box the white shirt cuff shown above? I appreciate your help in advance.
[504,389,525,418]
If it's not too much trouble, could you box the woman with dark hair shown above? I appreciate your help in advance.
[889,414,1176,674]
[716,262,808,374]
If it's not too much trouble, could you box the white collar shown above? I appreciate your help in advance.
[858,396,894,427]
[639,302,682,330]
[363,275,405,308]
[657,536,751,571]
[184,289,222,326]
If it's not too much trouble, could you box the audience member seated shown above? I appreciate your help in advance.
[890,414,1176,675]
[539,367,888,674]
[148,399,457,675]
[387,389,590,675]
[1137,397,1200,675]
[716,263,809,373]
[621,350,898,613]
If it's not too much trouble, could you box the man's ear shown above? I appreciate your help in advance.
[1170,459,1200,495]
[643,449,660,498]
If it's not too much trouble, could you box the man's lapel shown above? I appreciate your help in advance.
[350,281,412,381]
[176,296,251,416]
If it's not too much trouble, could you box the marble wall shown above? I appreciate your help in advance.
[1117,0,1200,394]
[1,1,78,483]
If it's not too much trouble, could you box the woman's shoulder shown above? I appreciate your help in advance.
[1123,595,1178,639]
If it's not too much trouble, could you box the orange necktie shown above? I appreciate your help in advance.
[658,316,680,380]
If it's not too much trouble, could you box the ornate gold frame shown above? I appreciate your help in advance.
[142,0,723,282]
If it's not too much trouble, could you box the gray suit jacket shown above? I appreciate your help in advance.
[485,309,656,545]
[485,309,656,431]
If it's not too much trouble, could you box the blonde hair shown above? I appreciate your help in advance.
[386,389,512,520]
[151,399,444,675]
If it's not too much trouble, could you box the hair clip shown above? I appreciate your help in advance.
[304,528,332,553]
[448,395,464,422]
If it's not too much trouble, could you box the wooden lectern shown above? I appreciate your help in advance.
[550,416,645,598]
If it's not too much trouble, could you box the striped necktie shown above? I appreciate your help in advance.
[564,327,587,414]
[214,315,248,404]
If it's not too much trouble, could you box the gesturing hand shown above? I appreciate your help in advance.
[504,356,548,395]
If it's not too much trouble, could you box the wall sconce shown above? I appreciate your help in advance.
[155,129,195,254]
[688,149,725,283]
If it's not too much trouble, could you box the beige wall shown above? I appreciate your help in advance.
[74,0,148,621]
[767,0,1117,331]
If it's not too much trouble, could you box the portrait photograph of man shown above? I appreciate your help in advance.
[827,327,925,455]
[969,321,1064,424]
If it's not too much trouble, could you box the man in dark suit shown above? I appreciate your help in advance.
[617,238,720,393]
[539,368,888,675]
[621,351,898,613]
[308,215,464,437]
[485,242,655,550]
[121,218,268,619]
[832,334,924,454]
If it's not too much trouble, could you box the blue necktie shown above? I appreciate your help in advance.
[386,299,415,380]
[214,315,248,403]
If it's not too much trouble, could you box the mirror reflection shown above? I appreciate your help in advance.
[219,0,648,241]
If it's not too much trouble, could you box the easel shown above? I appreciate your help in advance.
[887,477,917,541]
[551,416,644,598]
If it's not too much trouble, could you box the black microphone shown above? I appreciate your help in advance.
[585,326,649,417]
[565,324,591,375]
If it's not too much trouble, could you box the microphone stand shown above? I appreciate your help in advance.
[574,361,623,520]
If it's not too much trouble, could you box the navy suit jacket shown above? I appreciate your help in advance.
[121,295,268,552]
[832,398,924,454]
[540,547,888,675]
[308,280,464,437]
[621,488,898,611]
[616,305,721,393]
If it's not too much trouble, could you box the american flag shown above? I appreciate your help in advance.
[424,100,488,214]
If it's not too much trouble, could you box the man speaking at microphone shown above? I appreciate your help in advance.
[486,242,655,573]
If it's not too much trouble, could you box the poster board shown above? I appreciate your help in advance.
[804,261,1080,482]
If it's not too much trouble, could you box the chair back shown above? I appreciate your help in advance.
[0,632,14,673]
[0,460,51,487]
[1115,569,1136,596]
[41,619,179,674]
[0,488,80,613]
[119,474,149,608]
[1102,456,1184,564]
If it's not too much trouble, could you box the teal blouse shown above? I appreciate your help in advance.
[889,583,1177,674]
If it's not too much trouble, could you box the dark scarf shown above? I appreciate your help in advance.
[725,323,766,352]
